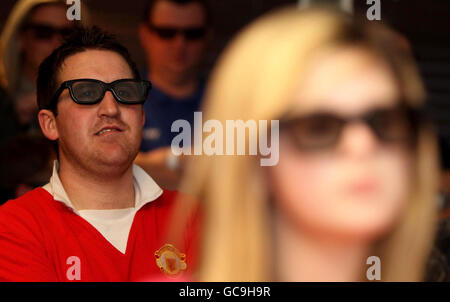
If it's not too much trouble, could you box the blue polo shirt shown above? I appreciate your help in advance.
[140,77,205,152]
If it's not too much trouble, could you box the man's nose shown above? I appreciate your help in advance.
[50,34,63,49]
[97,91,120,117]
[172,33,188,48]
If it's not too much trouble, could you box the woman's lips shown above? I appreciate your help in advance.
[347,179,379,195]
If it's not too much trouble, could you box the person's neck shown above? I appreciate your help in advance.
[58,159,135,210]
[273,208,371,282]
[148,70,198,99]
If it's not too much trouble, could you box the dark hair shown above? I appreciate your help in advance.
[37,26,141,113]
[142,0,211,25]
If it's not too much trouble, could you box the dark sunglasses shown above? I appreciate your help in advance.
[280,105,422,151]
[146,23,207,41]
[22,23,73,40]
[51,79,152,106]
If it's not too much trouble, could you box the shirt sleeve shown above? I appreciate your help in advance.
[0,202,58,281]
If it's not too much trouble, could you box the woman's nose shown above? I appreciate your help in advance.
[336,121,379,159]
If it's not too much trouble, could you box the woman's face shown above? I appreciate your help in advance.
[269,47,414,242]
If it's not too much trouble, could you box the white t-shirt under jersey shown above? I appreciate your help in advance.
[42,161,163,253]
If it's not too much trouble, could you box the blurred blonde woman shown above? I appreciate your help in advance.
[173,6,440,282]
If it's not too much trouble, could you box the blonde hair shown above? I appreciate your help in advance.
[177,6,439,281]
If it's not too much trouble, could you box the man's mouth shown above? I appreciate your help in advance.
[95,126,123,135]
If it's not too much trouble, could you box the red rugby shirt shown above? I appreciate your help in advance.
[0,188,199,281]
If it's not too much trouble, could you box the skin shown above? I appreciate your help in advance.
[268,47,413,281]
[38,50,145,210]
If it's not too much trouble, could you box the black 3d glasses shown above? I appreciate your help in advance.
[146,23,207,40]
[280,105,422,151]
[51,79,152,106]
[22,23,73,40]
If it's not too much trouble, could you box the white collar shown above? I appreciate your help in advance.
[42,160,163,214]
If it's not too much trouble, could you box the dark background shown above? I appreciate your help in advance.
[0,0,297,73]
[1,0,449,165]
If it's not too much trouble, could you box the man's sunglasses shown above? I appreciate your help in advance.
[22,23,73,40]
[146,23,207,41]
[280,105,422,151]
[52,79,152,106]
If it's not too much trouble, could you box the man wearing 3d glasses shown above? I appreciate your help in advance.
[136,0,211,190]
[0,26,198,281]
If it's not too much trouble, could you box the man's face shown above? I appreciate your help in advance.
[141,0,208,83]
[52,50,145,172]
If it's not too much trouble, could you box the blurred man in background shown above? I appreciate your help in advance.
[136,0,211,189]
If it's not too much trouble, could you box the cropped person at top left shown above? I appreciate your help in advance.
[0,0,82,132]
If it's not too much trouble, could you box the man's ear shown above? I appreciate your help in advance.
[38,109,59,141]
[204,27,214,46]
[142,106,146,126]
[138,23,151,51]
[18,32,25,52]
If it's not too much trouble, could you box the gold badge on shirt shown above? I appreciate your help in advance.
[155,243,187,277]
